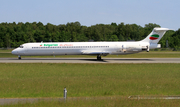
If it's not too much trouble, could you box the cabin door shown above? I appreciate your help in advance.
[122,45,126,52]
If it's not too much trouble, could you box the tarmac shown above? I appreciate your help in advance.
[1,96,180,105]
[0,58,180,63]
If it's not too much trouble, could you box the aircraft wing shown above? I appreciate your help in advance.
[82,51,110,56]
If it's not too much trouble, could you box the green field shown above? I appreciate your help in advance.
[1,48,180,58]
[1,49,180,106]
[0,63,180,106]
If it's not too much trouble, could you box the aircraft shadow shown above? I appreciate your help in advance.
[8,58,107,62]
[7,58,153,62]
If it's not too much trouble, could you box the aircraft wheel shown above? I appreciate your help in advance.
[18,56,21,60]
[97,55,101,60]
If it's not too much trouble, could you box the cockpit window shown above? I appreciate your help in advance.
[20,45,24,48]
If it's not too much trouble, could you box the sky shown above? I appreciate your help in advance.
[0,0,179,30]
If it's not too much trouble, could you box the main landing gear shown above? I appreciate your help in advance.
[18,55,21,60]
[97,55,101,60]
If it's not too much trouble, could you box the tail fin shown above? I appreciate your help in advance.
[141,27,170,44]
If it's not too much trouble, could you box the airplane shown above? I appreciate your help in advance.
[12,27,170,60]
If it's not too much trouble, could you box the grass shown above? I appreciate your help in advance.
[0,63,180,98]
[0,49,14,53]
[1,49,180,106]
[0,63,180,106]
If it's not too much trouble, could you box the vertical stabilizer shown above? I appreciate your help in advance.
[141,28,170,44]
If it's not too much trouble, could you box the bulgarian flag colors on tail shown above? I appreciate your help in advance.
[149,34,159,40]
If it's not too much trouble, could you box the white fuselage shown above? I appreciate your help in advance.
[12,41,151,56]
[11,27,169,59]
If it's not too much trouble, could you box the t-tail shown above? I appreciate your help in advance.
[140,27,171,52]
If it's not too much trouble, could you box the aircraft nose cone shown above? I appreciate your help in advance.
[11,49,18,55]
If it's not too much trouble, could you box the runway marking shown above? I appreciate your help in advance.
[129,96,180,99]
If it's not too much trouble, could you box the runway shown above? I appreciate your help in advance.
[0,58,180,63]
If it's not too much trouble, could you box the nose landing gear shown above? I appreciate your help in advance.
[18,55,21,60]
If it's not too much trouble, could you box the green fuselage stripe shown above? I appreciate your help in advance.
[44,44,58,47]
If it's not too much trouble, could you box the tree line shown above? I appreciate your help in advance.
[0,21,179,50]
